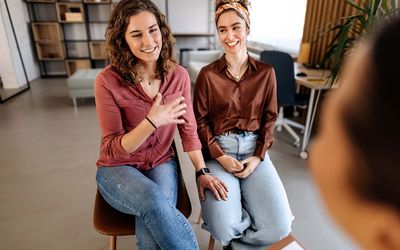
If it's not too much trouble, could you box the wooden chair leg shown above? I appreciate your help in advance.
[109,236,116,250]
[197,210,202,224]
[208,235,215,250]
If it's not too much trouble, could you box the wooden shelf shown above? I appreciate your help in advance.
[31,22,63,42]
[89,41,107,59]
[35,42,65,60]
[65,59,91,76]
[56,3,84,23]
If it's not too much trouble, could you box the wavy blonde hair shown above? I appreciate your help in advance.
[105,0,177,86]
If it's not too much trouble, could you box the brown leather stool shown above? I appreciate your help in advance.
[93,144,192,250]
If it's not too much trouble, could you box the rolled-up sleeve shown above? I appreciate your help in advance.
[94,73,131,164]
[254,68,278,159]
[177,72,202,152]
[193,69,225,159]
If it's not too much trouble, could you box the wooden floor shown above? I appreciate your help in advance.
[0,78,357,250]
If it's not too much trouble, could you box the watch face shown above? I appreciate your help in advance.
[203,168,211,174]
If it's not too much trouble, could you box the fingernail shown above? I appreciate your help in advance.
[181,97,185,100]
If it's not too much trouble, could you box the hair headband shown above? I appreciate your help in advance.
[215,2,250,28]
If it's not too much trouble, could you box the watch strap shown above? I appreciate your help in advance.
[196,167,211,178]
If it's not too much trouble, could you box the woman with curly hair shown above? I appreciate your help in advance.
[193,0,293,249]
[94,0,227,249]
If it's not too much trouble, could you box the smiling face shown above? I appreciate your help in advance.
[216,10,248,55]
[124,11,162,65]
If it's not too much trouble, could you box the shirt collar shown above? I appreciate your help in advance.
[217,53,258,73]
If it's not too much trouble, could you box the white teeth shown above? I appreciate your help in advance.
[227,41,239,47]
[141,47,157,53]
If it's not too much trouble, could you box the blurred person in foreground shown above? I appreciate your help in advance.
[309,16,400,250]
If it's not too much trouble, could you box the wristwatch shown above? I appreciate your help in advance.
[196,167,211,178]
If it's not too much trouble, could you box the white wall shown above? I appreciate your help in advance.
[0,0,39,89]
[168,0,210,34]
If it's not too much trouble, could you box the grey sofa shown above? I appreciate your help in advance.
[67,68,103,107]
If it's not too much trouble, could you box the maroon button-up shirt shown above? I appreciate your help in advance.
[94,65,201,171]
[193,55,277,160]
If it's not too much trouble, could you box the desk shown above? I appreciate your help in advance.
[295,63,331,159]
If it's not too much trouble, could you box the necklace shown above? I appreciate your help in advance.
[227,63,248,81]
[140,75,155,86]
[142,79,152,85]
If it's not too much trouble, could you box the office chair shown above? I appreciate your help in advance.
[93,143,192,250]
[260,50,308,146]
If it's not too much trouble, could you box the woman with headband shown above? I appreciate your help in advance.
[193,0,293,249]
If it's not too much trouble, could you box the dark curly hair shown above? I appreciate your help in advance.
[105,0,177,86]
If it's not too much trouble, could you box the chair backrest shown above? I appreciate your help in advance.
[93,142,192,236]
[260,50,296,107]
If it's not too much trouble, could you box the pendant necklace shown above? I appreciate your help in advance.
[227,63,248,81]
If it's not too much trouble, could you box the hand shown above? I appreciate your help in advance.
[234,156,261,178]
[216,154,244,173]
[147,93,187,127]
[197,174,228,201]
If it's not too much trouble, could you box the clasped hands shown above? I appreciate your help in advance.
[217,154,261,179]
[146,93,187,127]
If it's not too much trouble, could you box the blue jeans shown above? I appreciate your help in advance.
[96,160,199,250]
[201,132,294,250]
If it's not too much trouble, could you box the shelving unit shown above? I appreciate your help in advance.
[26,0,112,77]
[26,0,214,77]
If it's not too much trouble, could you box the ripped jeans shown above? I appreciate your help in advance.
[96,160,198,250]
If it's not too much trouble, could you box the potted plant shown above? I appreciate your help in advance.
[320,0,399,86]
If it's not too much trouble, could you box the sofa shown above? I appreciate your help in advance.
[187,50,223,83]
[67,68,103,107]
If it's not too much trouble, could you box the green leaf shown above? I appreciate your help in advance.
[316,0,399,87]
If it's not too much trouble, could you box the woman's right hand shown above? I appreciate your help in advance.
[197,174,228,201]
[147,93,187,127]
[216,154,244,173]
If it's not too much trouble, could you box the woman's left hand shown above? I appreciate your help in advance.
[234,156,261,178]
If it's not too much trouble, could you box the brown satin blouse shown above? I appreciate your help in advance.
[193,55,278,160]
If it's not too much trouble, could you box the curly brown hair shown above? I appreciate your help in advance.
[105,0,177,86]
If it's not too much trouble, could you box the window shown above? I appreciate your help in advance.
[248,0,307,55]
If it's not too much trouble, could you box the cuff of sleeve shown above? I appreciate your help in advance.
[209,142,225,159]
[254,140,273,160]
